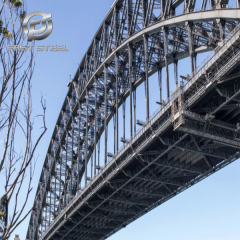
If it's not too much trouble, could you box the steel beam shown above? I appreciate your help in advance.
[104,64,108,165]
[115,54,119,152]
[129,43,133,137]
[174,59,178,88]
[133,89,136,134]
[143,34,150,121]
[186,21,195,75]
[163,27,170,100]
[85,89,89,186]
[94,77,97,176]
[158,68,162,103]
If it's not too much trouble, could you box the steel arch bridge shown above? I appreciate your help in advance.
[27,1,240,240]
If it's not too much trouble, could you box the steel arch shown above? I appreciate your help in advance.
[27,1,240,239]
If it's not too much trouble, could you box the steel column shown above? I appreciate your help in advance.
[77,102,83,191]
[128,43,133,137]
[59,157,62,210]
[174,60,178,88]
[163,27,170,100]
[85,89,89,186]
[97,136,100,171]
[123,100,126,140]
[91,130,93,179]
[104,64,108,165]
[77,105,81,192]
[143,34,149,121]
[217,19,225,41]
[49,172,51,226]
[127,0,133,36]
[187,21,195,75]
[142,0,148,27]
[194,53,197,71]
[94,77,97,176]
[114,6,119,152]
[44,207,46,232]
[71,118,74,196]
[158,68,162,103]
[161,0,166,17]
[54,164,56,217]
[133,89,136,134]
[115,54,119,152]
[64,136,67,206]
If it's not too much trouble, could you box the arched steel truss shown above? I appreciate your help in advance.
[27,1,240,240]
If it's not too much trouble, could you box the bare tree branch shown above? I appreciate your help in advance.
[0,1,47,239]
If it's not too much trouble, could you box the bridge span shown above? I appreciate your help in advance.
[27,1,240,240]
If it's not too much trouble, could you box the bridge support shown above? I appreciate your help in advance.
[64,136,68,206]
[217,19,226,41]
[98,136,100,171]
[123,100,126,140]
[163,27,170,100]
[49,172,52,225]
[143,34,149,121]
[85,89,89,186]
[114,8,119,152]
[115,54,119,153]
[94,77,97,176]
[59,154,62,210]
[129,43,133,137]
[158,68,162,103]
[142,0,148,28]
[187,21,196,75]
[71,119,74,195]
[127,0,133,36]
[54,168,56,219]
[237,0,240,7]
[133,88,136,134]
[174,60,178,88]
[77,106,81,190]
[104,64,108,165]
[173,110,240,148]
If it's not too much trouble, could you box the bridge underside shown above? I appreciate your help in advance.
[47,62,240,240]
[54,142,239,240]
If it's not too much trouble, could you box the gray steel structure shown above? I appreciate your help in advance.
[27,1,240,240]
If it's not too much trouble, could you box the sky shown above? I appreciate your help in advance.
[1,0,240,240]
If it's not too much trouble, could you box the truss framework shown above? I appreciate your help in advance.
[26,1,240,240]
